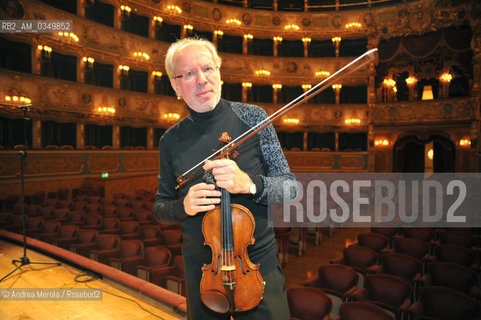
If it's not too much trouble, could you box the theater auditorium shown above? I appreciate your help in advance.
[1,0,480,319]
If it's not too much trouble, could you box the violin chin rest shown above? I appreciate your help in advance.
[202,290,230,314]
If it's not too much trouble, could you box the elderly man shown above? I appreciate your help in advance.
[154,37,296,320]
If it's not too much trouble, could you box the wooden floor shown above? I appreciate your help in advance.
[0,227,366,319]
[0,240,184,320]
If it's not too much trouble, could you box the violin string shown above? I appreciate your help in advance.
[176,48,378,185]
[222,189,226,277]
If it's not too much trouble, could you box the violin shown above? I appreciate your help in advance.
[200,132,265,313]
[176,48,378,314]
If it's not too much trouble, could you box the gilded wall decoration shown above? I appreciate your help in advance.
[310,107,330,122]
[363,12,376,27]
[30,9,45,20]
[212,8,221,21]
[183,2,192,13]
[0,0,24,19]
[286,62,297,73]
[51,84,73,107]
[409,5,432,34]
[443,103,453,115]
[118,97,126,108]
[287,154,336,170]
[332,15,342,28]
[83,26,122,52]
[24,156,84,177]
[88,155,120,173]
[0,157,19,178]
[136,98,150,112]
[302,17,311,27]
[123,154,159,172]
[255,15,269,26]
[82,93,91,104]
[301,64,311,72]
[372,98,475,123]
[312,17,329,28]
[272,16,281,26]
[338,155,366,170]
[0,151,161,183]
[378,11,396,24]
[242,12,252,25]
[193,4,208,17]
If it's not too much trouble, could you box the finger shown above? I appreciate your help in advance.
[194,197,221,206]
[191,182,217,191]
[191,204,217,213]
[203,159,232,171]
[215,180,234,190]
[210,173,235,188]
[194,189,222,198]
[185,204,216,216]
[211,166,236,177]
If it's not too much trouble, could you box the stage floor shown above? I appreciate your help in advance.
[0,240,185,320]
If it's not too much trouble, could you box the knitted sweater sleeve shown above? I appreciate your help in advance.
[153,133,188,223]
[232,102,298,205]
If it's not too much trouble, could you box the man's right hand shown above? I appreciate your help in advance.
[183,183,221,216]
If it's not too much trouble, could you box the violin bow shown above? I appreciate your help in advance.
[176,48,378,189]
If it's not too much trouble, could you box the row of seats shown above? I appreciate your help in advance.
[27,224,185,295]
[288,285,481,320]
[7,195,154,215]
[1,207,171,232]
[1,187,155,211]
[372,226,481,247]
[295,226,481,320]
[1,188,188,297]
[1,187,165,236]
[352,230,480,269]
[302,261,480,319]
[288,287,395,320]
[15,218,182,255]
[68,233,185,294]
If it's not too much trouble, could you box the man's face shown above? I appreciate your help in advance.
[170,44,221,113]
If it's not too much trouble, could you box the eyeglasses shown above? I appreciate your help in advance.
[173,65,219,82]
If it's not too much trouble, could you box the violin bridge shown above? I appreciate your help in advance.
[220,265,236,271]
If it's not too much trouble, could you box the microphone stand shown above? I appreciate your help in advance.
[0,104,61,282]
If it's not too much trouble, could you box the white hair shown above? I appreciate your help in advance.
[165,37,222,79]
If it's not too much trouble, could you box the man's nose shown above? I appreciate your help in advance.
[195,69,208,84]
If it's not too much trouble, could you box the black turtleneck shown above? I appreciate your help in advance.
[154,98,296,275]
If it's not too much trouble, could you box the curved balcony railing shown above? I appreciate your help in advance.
[372,97,477,125]
[0,69,474,128]
[0,68,370,127]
